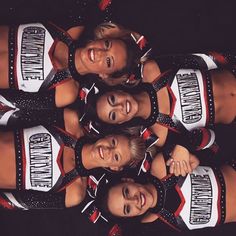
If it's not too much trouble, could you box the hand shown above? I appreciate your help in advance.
[94,22,124,39]
[168,160,192,177]
[166,145,192,176]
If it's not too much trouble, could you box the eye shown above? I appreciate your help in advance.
[109,95,115,105]
[114,153,119,162]
[111,138,116,147]
[126,205,131,215]
[104,39,110,49]
[110,111,116,121]
[124,187,129,197]
[106,57,111,68]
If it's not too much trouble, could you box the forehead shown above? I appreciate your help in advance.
[108,183,126,216]
[114,135,132,164]
[110,39,127,70]
[96,91,122,122]
[97,90,127,107]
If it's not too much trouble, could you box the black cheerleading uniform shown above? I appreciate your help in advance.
[13,125,90,192]
[130,51,236,84]
[0,125,92,210]
[8,22,85,92]
[0,190,66,210]
[150,52,236,75]
[147,167,226,231]
[151,68,214,130]
[138,75,215,151]
[0,21,87,128]
[136,52,236,151]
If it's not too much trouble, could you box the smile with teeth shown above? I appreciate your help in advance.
[89,49,95,62]
[140,193,146,207]
[126,101,131,114]
[98,147,104,159]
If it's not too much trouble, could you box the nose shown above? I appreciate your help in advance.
[94,48,107,61]
[102,146,113,161]
[126,194,139,206]
[114,101,126,114]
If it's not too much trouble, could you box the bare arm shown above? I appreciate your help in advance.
[150,153,168,179]
[166,145,200,176]
[67,26,85,40]
[142,60,161,83]
[65,177,87,208]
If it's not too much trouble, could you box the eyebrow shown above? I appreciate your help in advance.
[107,96,112,106]
[110,41,114,68]
[122,187,126,215]
[111,56,114,68]
[107,97,113,121]
[107,96,113,121]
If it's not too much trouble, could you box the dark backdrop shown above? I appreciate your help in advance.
[1,0,236,235]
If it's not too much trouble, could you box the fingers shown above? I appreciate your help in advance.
[169,161,175,174]
[184,160,193,174]
[166,158,173,166]
[180,161,187,177]
[169,161,192,177]
[169,161,181,176]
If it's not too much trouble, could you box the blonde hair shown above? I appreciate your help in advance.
[128,135,146,166]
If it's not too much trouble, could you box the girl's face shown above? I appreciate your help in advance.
[107,180,156,217]
[79,39,127,79]
[90,135,132,171]
[96,91,138,124]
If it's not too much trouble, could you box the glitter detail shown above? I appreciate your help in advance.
[14,126,89,192]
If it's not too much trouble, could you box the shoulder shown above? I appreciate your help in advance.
[142,60,161,83]
[55,80,80,107]
[65,177,87,208]
[64,108,84,138]
[150,124,168,147]
[67,26,85,40]
[150,153,167,179]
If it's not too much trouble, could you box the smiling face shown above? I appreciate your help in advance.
[79,39,127,78]
[96,91,138,124]
[107,180,156,218]
[90,135,132,171]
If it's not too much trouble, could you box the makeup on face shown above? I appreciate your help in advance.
[107,181,155,217]
[79,39,127,76]
[91,135,132,170]
[96,91,138,124]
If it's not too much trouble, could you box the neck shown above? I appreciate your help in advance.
[134,91,151,119]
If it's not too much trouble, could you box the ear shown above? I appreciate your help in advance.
[99,73,109,79]
[121,177,134,183]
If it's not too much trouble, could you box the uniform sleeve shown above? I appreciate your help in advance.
[151,52,236,72]
[0,190,66,210]
[0,88,63,129]
[164,128,217,155]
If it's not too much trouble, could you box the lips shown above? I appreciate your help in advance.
[140,193,146,207]
[98,146,104,159]
[88,49,95,62]
[126,100,131,114]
